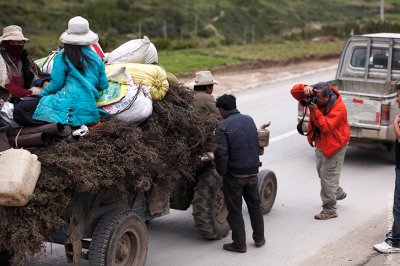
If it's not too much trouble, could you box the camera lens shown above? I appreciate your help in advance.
[300,98,311,106]
[300,95,318,107]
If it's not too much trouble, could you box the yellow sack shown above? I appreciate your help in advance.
[167,72,179,86]
[106,63,169,100]
[156,63,180,86]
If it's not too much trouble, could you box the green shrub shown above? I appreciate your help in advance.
[171,40,199,50]
[153,38,171,51]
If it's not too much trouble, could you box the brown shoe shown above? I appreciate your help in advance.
[337,192,347,201]
[255,239,266,247]
[314,210,338,220]
[223,243,247,253]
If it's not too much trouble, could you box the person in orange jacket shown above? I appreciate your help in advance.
[291,82,350,220]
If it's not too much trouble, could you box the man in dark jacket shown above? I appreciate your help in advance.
[214,94,265,253]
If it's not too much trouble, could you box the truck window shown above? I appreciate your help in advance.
[370,48,388,69]
[350,48,366,67]
[392,49,400,70]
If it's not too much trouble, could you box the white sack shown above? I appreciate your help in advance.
[40,51,57,74]
[144,42,158,64]
[106,36,151,64]
[100,68,153,123]
[0,102,19,127]
[115,86,153,123]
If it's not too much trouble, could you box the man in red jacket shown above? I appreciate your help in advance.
[291,82,350,220]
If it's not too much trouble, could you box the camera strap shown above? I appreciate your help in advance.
[297,107,312,136]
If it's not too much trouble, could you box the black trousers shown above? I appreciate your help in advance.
[223,173,265,248]
[386,166,400,247]
[13,96,46,127]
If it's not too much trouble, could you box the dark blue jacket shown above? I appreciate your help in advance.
[214,109,260,176]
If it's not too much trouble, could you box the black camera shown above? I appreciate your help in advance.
[300,89,318,107]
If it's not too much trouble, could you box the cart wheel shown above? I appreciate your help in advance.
[192,167,230,240]
[258,169,277,215]
[89,209,148,266]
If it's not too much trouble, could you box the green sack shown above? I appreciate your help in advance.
[96,81,127,107]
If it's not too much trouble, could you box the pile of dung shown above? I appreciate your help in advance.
[0,84,220,265]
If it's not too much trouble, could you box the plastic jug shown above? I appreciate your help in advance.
[0,148,41,206]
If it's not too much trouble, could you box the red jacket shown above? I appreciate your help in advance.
[291,84,350,157]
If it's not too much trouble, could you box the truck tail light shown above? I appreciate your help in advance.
[381,103,391,126]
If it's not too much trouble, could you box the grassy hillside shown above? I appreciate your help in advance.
[0,0,400,74]
[0,0,399,74]
[159,39,343,74]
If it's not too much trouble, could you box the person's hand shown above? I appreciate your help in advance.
[308,102,318,110]
[304,85,313,96]
[42,81,50,88]
[29,87,42,95]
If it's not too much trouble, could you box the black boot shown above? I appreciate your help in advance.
[223,243,247,253]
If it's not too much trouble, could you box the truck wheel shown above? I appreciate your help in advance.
[89,209,148,266]
[258,169,277,215]
[192,168,230,240]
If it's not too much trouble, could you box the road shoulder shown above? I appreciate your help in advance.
[179,58,339,95]
[299,211,400,266]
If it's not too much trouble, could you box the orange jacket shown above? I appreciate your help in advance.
[291,84,350,157]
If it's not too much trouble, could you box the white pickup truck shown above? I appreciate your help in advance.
[298,33,400,160]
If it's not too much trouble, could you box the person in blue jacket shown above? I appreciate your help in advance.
[13,16,108,127]
[214,94,265,253]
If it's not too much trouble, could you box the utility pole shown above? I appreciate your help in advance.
[194,13,198,37]
[380,0,384,24]
[242,25,247,45]
[251,25,255,43]
[138,23,142,38]
[162,20,168,39]
[180,26,184,41]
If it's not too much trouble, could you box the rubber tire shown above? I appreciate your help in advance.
[192,168,230,240]
[89,209,148,266]
[257,169,277,215]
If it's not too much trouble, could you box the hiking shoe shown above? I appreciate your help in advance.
[255,239,266,247]
[314,210,338,220]
[223,243,247,253]
[337,192,347,201]
[374,241,400,254]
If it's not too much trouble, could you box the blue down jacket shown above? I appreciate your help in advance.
[33,46,108,127]
[214,109,260,176]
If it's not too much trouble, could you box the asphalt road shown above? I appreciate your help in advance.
[31,67,398,265]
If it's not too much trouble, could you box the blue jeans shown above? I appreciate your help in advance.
[386,166,400,247]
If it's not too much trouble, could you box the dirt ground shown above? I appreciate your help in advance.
[180,57,340,94]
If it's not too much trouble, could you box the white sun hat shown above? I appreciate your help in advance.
[59,16,98,46]
[194,71,219,86]
[0,25,29,43]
